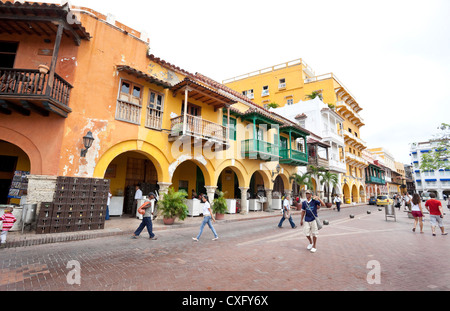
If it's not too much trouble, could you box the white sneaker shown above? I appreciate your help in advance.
[307,244,313,250]
[212,237,219,241]
[192,237,199,242]
[310,248,317,253]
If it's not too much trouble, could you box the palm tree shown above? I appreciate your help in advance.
[320,171,339,204]
[304,91,323,101]
[307,165,326,199]
[289,172,313,199]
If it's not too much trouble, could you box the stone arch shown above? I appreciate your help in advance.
[343,183,350,203]
[351,184,358,203]
[0,127,42,175]
[214,159,248,187]
[168,155,214,187]
[94,140,170,183]
[247,168,272,189]
[359,184,366,203]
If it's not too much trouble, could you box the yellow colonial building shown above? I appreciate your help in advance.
[0,2,311,215]
[223,59,368,203]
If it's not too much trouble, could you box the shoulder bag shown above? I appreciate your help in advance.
[306,204,322,230]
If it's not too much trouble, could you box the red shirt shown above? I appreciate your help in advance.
[425,199,442,216]
[1,212,17,231]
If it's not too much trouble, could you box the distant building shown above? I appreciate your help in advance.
[410,140,450,199]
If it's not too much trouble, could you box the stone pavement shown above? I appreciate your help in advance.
[1,201,449,292]
[2,203,363,249]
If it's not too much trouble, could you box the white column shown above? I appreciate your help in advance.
[239,187,249,214]
[265,188,273,211]
[157,182,172,201]
[183,88,189,135]
[205,186,217,203]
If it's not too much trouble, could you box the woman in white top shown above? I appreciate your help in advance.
[192,195,219,241]
[411,193,424,233]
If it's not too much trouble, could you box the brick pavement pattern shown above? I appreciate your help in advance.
[1,204,449,291]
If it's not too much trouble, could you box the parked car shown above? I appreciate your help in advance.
[368,196,377,205]
[376,195,391,206]
[421,192,430,202]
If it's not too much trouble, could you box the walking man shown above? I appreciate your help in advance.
[131,184,143,217]
[425,193,447,236]
[333,194,342,212]
[278,194,297,229]
[300,190,325,253]
[131,192,158,240]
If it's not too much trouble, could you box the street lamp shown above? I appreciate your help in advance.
[271,164,281,183]
[80,131,94,157]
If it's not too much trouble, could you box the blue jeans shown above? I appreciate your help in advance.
[134,217,155,238]
[278,214,296,228]
[196,216,218,239]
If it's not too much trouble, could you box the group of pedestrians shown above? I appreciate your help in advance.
[131,191,219,242]
[410,192,448,236]
[129,188,326,252]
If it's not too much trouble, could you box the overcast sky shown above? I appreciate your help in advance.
[50,0,450,164]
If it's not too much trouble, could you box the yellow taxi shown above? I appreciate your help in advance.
[376,195,391,206]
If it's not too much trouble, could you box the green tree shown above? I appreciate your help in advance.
[267,102,279,109]
[289,171,313,199]
[157,187,189,221]
[319,170,339,203]
[212,189,228,215]
[305,91,323,101]
[419,123,450,171]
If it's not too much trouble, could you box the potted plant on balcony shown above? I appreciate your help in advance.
[212,189,228,220]
[38,64,49,74]
[157,187,188,225]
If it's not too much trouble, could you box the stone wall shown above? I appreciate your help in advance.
[26,175,57,215]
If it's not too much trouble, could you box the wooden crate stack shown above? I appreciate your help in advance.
[36,177,110,234]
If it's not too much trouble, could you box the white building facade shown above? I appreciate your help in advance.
[410,140,450,199]
[271,98,347,197]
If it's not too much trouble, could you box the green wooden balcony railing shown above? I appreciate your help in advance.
[365,176,385,184]
[241,139,280,161]
[280,148,308,166]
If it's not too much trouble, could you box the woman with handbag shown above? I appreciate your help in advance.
[300,190,325,253]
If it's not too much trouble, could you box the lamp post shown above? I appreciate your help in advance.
[80,131,94,157]
[271,164,281,183]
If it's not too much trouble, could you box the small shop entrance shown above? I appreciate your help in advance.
[0,140,31,205]
[104,151,159,216]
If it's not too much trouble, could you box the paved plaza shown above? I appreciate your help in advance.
[1,203,449,294]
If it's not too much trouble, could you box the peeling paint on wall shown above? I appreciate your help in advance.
[76,118,108,177]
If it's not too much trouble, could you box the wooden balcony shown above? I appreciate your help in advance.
[280,148,308,166]
[366,176,385,185]
[241,139,280,161]
[169,114,228,147]
[0,68,73,118]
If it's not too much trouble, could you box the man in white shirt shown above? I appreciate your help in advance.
[131,184,143,217]
[278,194,297,229]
